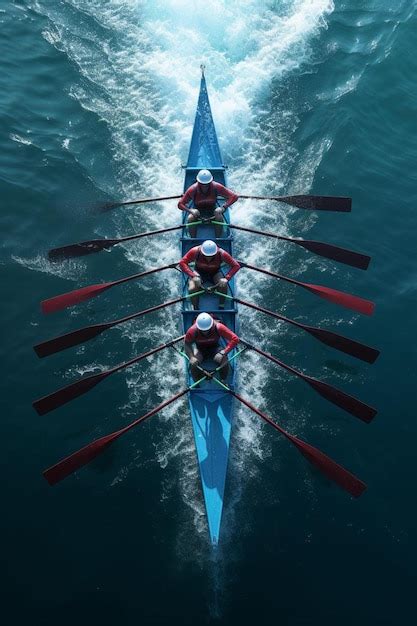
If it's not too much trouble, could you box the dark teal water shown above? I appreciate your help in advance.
[1,1,416,624]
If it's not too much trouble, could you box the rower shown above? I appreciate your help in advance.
[184,312,239,382]
[179,239,240,310]
[178,169,238,237]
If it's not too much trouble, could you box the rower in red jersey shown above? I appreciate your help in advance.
[184,312,239,382]
[179,239,240,310]
[178,169,238,237]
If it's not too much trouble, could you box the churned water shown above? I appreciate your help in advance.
[1,1,416,624]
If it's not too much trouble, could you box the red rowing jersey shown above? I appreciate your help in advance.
[179,246,241,280]
[178,181,238,212]
[185,321,239,355]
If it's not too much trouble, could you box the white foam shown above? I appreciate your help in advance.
[9,133,33,146]
[33,0,335,555]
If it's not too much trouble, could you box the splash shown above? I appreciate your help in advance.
[32,0,334,558]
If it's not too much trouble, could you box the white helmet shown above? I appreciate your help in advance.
[196,169,213,184]
[196,312,214,331]
[201,240,218,257]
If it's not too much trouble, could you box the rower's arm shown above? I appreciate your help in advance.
[178,185,195,211]
[184,342,195,360]
[216,323,239,355]
[220,250,241,280]
[179,247,199,278]
[184,327,197,359]
[215,182,238,208]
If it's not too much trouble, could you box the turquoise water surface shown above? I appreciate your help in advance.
[1,1,416,624]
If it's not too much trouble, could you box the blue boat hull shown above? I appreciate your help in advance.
[181,73,238,545]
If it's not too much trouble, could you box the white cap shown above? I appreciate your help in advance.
[196,169,213,184]
[201,240,218,257]
[196,312,214,331]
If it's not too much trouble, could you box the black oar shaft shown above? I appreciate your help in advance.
[43,387,190,485]
[238,195,352,212]
[239,261,298,287]
[239,261,375,315]
[230,391,366,497]
[109,263,177,289]
[236,298,379,363]
[48,226,184,261]
[33,336,185,416]
[34,298,185,358]
[241,340,377,422]
[229,226,370,270]
[101,195,182,212]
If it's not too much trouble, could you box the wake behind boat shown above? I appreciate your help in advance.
[34,68,380,547]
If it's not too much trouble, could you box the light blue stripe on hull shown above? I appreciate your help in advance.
[189,390,234,545]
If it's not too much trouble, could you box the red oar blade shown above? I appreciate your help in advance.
[240,262,375,315]
[289,436,366,497]
[43,387,189,485]
[48,239,119,261]
[279,195,352,213]
[44,431,122,485]
[232,391,366,498]
[295,240,370,270]
[305,377,377,423]
[35,298,184,358]
[33,323,110,358]
[304,284,375,316]
[33,371,110,416]
[41,283,112,314]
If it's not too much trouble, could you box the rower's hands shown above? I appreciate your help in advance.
[189,356,199,366]
[209,278,227,292]
[190,208,200,218]
[213,351,225,365]
[192,275,202,288]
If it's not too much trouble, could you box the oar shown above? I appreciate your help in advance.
[43,387,193,485]
[34,294,200,357]
[239,262,375,315]
[224,224,369,269]
[233,297,380,363]
[98,195,182,213]
[98,193,350,214]
[41,263,178,314]
[33,336,184,416]
[238,195,352,213]
[207,374,366,497]
[231,391,366,497]
[241,340,377,423]
[48,225,186,261]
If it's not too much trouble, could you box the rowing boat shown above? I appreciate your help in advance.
[35,67,379,548]
[180,67,238,545]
